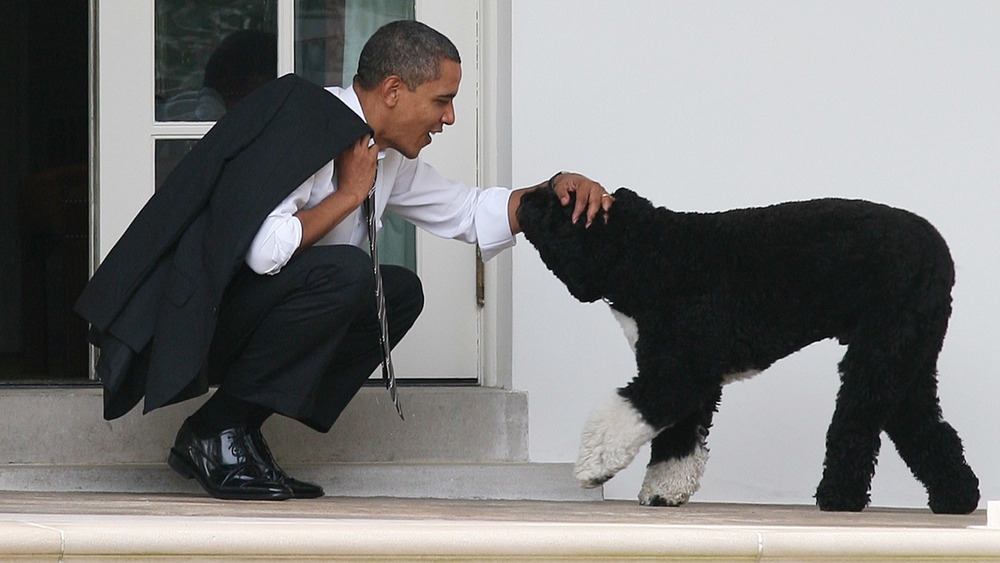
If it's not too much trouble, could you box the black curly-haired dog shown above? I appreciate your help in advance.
[517,186,980,514]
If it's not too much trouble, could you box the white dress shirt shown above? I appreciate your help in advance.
[245,85,516,275]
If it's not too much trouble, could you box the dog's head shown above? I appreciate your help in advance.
[517,186,639,303]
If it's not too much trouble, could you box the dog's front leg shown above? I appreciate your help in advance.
[573,313,662,487]
[574,322,723,490]
[573,391,661,487]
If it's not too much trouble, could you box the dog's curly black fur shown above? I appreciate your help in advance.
[517,186,980,514]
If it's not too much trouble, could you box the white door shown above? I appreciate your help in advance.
[95,0,481,380]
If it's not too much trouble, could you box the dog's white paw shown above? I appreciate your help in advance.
[573,393,659,488]
[638,444,709,506]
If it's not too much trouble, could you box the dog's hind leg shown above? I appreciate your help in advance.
[883,366,980,514]
[640,385,722,506]
[815,338,892,512]
[880,279,978,513]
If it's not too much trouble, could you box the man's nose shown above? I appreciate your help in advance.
[442,101,455,126]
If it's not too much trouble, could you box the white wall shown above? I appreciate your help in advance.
[510,1,1000,508]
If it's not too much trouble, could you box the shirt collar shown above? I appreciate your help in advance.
[328,84,386,160]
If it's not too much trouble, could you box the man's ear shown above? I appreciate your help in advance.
[380,75,403,108]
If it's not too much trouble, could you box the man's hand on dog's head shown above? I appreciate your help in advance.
[551,172,614,227]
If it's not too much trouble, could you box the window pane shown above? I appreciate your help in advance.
[295,0,414,88]
[155,0,278,122]
[155,139,199,190]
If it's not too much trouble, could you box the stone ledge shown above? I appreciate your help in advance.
[0,498,993,562]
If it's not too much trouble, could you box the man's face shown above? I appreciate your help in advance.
[383,58,460,159]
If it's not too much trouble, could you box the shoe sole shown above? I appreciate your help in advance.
[167,449,293,501]
[285,482,325,499]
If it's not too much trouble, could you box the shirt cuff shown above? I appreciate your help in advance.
[475,187,517,262]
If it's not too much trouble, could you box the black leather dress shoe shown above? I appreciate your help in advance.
[168,421,293,500]
[249,428,325,499]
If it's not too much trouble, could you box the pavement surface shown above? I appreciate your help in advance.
[0,492,997,561]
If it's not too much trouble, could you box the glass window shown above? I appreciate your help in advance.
[295,0,414,88]
[155,0,278,122]
[155,140,200,190]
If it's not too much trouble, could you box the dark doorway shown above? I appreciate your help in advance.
[0,1,91,381]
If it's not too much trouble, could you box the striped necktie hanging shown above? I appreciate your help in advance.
[363,168,404,420]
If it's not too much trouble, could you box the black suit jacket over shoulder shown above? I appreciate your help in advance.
[75,74,372,420]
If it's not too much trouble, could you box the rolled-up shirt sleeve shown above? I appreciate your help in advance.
[244,173,314,275]
[387,158,516,262]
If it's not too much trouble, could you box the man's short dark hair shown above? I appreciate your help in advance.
[355,20,461,91]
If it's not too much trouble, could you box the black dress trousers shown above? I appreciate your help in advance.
[206,244,423,432]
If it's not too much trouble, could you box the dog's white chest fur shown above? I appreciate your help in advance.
[610,309,641,353]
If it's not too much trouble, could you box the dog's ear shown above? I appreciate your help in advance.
[608,187,642,211]
[613,187,635,199]
[605,187,656,224]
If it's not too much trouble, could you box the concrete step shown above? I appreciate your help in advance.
[1,386,527,463]
[0,462,601,501]
[0,386,602,501]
